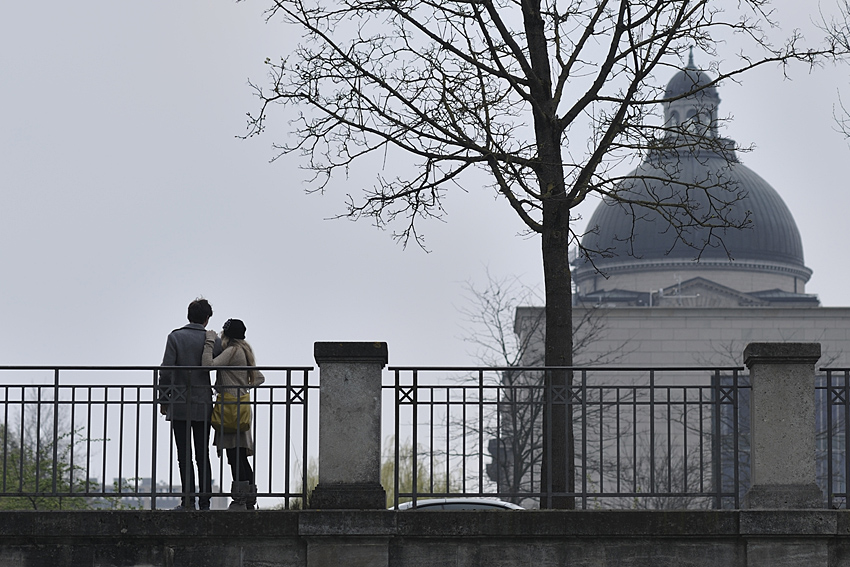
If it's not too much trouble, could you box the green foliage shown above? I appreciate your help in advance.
[102,478,144,510]
[381,437,454,509]
[0,401,145,511]
[285,456,318,510]
[0,421,93,510]
[280,438,457,509]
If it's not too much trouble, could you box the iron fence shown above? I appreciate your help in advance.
[820,369,850,509]
[385,366,750,510]
[6,364,848,511]
[0,366,317,510]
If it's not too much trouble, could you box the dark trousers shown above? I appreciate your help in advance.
[172,420,212,509]
[226,447,254,484]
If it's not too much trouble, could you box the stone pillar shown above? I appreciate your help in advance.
[310,342,387,510]
[743,342,822,509]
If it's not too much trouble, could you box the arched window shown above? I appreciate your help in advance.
[685,109,698,132]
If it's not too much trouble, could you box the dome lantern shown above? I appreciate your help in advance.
[663,49,721,138]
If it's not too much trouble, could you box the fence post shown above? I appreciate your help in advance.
[742,342,822,509]
[310,342,388,510]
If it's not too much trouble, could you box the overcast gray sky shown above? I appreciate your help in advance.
[1,0,848,368]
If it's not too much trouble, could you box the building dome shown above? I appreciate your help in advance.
[574,55,812,299]
[578,152,808,269]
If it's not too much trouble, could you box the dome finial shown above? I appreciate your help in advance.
[687,47,695,69]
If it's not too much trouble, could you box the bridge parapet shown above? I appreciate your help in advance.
[0,508,846,567]
[1,341,845,566]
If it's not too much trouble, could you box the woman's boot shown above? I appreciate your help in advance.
[228,481,250,511]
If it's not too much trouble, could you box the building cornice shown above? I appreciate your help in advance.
[574,258,812,283]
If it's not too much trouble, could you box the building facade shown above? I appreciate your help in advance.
[517,53,850,369]
[504,55,850,505]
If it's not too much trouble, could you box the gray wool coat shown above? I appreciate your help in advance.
[159,323,222,422]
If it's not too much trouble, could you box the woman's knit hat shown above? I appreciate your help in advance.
[222,318,246,340]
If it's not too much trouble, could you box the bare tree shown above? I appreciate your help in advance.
[245,0,841,506]
[822,1,850,138]
[459,270,633,367]
[458,272,542,369]
[457,271,633,504]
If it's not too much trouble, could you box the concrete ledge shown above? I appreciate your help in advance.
[299,510,397,536]
[0,510,300,541]
[313,342,388,365]
[395,510,741,537]
[836,512,850,535]
[739,510,837,536]
[308,482,387,511]
[2,509,843,540]
[743,343,821,366]
[743,484,824,510]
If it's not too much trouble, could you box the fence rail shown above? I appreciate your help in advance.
[0,366,317,510]
[385,366,750,510]
[821,368,850,509]
[3,363,848,510]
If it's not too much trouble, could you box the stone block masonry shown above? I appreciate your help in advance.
[3,509,850,566]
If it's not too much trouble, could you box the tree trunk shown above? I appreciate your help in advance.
[520,0,574,509]
[540,195,575,509]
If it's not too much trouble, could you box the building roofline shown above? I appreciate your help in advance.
[573,257,813,283]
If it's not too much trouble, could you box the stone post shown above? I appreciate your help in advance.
[310,342,387,510]
[743,342,822,509]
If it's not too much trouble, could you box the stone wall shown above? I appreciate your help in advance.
[1,509,849,567]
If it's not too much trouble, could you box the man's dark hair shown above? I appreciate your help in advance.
[187,298,213,324]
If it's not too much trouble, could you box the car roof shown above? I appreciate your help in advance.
[393,498,524,510]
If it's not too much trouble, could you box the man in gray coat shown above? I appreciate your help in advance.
[159,298,222,510]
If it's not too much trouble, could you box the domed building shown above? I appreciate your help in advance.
[502,59,850,499]
[515,55,850,367]
[573,52,817,309]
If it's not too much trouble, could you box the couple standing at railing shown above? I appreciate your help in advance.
[158,298,264,511]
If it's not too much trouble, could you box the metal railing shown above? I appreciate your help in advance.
[0,366,317,510]
[820,369,850,509]
[7,364,847,511]
[385,366,749,510]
